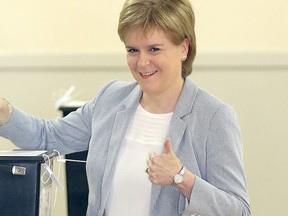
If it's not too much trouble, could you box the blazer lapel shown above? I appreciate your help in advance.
[169,78,198,153]
[150,116,187,213]
[100,84,142,207]
[150,78,199,213]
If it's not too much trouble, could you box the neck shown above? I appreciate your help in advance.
[140,80,184,114]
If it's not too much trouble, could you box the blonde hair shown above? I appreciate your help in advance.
[118,0,196,78]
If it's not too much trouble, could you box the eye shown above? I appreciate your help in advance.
[126,48,138,53]
[150,47,160,52]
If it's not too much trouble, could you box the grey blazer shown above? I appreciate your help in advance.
[0,78,250,216]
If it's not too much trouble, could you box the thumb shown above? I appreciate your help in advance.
[164,137,173,155]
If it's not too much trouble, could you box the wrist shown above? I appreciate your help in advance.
[175,169,195,200]
[0,98,13,126]
[172,165,186,185]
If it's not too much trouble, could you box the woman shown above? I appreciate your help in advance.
[0,0,250,215]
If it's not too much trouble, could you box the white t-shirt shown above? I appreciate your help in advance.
[106,104,173,216]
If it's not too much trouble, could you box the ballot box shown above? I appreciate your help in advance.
[59,103,88,216]
[0,150,57,216]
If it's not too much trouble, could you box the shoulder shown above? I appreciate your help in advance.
[196,88,226,110]
[195,87,236,118]
[194,89,240,141]
[93,80,137,101]
[87,80,140,112]
[179,78,232,117]
[182,83,239,132]
[99,80,137,94]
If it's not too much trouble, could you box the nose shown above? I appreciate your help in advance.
[137,52,150,67]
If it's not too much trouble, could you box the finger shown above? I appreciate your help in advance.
[147,158,152,167]
[149,152,157,160]
[164,137,173,155]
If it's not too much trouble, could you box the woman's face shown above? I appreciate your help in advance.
[124,28,189,98]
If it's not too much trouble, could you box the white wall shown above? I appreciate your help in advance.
[1,0,288,215]
[1,0,287,53]
[192,0,288,52]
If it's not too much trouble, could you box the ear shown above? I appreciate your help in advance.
[181,38,190,57]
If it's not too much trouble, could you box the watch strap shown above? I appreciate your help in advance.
[178,166,186,175]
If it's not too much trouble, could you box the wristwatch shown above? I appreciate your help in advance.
[173,165,186,184]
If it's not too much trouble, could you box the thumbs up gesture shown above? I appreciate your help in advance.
[147,137,183,185]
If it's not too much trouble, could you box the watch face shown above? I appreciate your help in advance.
[174,174,184,184]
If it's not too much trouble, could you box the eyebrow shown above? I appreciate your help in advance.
[125,45,135,49]
[149,43,164,47]
[125,43,164,49]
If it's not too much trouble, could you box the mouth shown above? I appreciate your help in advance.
[140,70,158,77]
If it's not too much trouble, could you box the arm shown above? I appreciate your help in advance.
[148,105,250,215]
[0,80,118,154]
[0,102,92,154]
[186,105,251,216]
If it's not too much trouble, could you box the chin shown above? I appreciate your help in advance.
[139,85,159,95]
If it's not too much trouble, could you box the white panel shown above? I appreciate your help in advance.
[1,52,288,71]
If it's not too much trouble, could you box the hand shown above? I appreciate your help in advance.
[0,98,12,125]
[147,137,183,185]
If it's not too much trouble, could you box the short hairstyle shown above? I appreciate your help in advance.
[118,0,197,78]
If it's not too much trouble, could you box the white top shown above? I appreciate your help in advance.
[106,104,173,216]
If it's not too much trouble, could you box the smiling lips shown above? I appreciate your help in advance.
[140,70,158,77]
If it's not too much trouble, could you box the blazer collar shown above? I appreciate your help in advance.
[174,78,199,118]
[123,78,199,116]
[124,82,142,109]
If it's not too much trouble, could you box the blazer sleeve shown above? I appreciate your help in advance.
[0,80,117,154]
[0,102,92,154]
[184,105,251,216]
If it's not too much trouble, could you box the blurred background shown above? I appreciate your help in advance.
[0,0,287,215]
